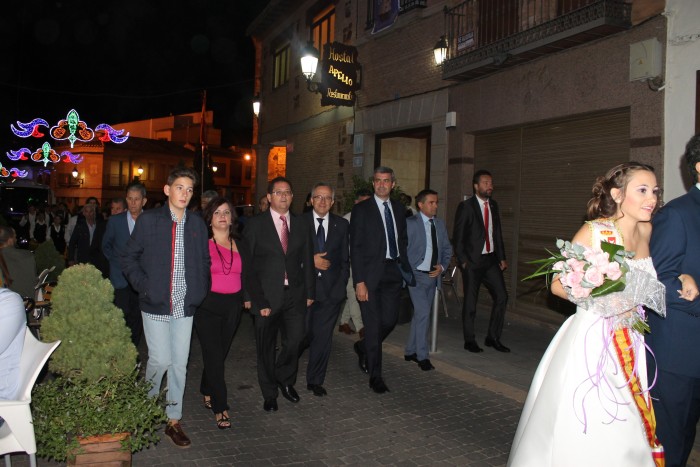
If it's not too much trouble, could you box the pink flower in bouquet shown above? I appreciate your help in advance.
[584,249,611,269]
[562,269,584,289]
[570,282,592,299]
[584,266,605,287]
[566,258,585,273]
[605,261,622,281]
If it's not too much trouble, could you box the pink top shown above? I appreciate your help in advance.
[209,239,242,294]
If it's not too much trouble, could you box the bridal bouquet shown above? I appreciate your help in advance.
[524,239,666,332]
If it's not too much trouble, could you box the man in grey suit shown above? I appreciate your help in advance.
[102,182,147,346]
[303,182,349,396]
[404,189,452,371]
[243,177,315,412]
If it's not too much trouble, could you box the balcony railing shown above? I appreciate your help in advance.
[442,0,631,80]
[366,0,428,30]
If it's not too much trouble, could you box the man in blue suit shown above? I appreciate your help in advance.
[303,182,349,397]
[649,134,700,466]
[102,182,147,346]
[403,189,452,371]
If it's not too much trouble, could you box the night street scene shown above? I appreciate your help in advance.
[2,0,700,466]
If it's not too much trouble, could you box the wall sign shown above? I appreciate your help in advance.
[320,42,361,107]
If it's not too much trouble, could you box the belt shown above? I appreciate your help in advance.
[383,258,398,263]
[482,252,494,256]
[283,285,290,290]
[415,270,431,274]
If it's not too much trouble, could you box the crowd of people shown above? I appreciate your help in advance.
[2,134,700,465]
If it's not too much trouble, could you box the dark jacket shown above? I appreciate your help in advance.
[453,196,506,268]
[120,205,210,316]
[304,211,350,304]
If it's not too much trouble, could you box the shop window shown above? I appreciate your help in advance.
[273,43,290,89]
[312,5,335,53]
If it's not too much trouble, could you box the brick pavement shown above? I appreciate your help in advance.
[10,292,700,466]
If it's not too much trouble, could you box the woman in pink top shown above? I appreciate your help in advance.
[195,197,250,429]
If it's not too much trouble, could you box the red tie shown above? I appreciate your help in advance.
[483,201,491,253]
[280,215,289,254]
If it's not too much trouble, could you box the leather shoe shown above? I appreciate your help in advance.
[485,337,511,353]
[306,383,327,397]
[353,341,369,374]
[164,421,191,448]
[263,398,278,412]
[338,323,355,334]
[369,377,390,394]
[418,359,435,371]
[464,341,484,353]
[404,353,418,362]
[278,384,300,403]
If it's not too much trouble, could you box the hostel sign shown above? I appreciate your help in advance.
[320,42,361,107]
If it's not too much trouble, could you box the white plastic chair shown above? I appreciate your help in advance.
[0,327,60,467]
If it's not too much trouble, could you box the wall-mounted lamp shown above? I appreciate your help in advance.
[212,165,218,173]
[434,36,448,66]
[137,165,144,176]
[252,96,261,117]
[244,153,251,161]
[300,42,322,93]
[71,166,79,178]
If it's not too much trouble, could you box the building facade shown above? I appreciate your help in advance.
[248,0,697,322]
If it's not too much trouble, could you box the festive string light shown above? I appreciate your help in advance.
[96,124,130,143]
[50,109,95,148]
[31,142,61,167]
[10,118,49,138]
[6,148,31,161]
[0,163,28,178]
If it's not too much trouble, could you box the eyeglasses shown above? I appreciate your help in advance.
[312,195,333,202]
[272,190,292,197]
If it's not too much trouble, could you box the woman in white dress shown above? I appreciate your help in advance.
[508,162,696,467]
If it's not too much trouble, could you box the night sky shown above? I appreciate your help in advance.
[0,0,269,152]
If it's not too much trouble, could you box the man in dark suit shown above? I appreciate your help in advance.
[242,176,315,412]
[648,134,700,466]
[453,169,509,353]
[67,202,108,276]
[102,182,148,346]
[404,189,453,371]
[350,166,414,394]
[303,182,349,397]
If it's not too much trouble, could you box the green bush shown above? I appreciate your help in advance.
[41,264,136,380]
[32,264,166,462]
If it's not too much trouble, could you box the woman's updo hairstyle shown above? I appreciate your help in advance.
[586,161,656,220]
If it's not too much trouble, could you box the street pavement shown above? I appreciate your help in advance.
[11,288,700,466]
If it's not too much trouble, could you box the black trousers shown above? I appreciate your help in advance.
[305,296,344,386]
[358,261,402,380]
[461,253,508,343]
[194,291,242,414]
[114,285,142,346]
[253,288,307,400]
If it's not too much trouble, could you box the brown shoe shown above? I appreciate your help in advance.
[358,327,365,339]
[338,323,355,334]
[164,421,191,448]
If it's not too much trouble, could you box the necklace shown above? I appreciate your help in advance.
[213,238,234,275]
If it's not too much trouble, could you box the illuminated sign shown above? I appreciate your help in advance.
[320,42,361,107]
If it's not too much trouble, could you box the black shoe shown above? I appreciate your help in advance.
[404,353,418,362]
[354,341,369,374]
[484,337,511,353]
[306,383,327,397]
[464,341,484,353]
[418,359,435,371]
[369,377,390,394]
[279,384,300,403]
[263,398,278,412]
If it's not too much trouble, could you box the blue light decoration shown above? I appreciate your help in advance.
[6,148,31,161]
[0,162,28,178]
[10,118,49,138]
[50,109,95,148]
[96,124,130,144]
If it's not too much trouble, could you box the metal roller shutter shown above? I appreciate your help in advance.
[475,109,630,323]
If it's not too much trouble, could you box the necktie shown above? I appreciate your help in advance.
[280,215,289,254]
[384,201,398,259]
[317,218,325,251]
[429,219,438,270]
[483,201,491,253]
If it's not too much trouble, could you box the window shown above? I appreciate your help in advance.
[273,43,290,89]
[312,5,335,54]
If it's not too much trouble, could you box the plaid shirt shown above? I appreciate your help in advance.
[145,210,187,322]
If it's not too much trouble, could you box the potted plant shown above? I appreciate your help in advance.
[31,264,167,464]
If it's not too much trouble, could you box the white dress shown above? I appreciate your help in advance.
[508,257,661,467]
